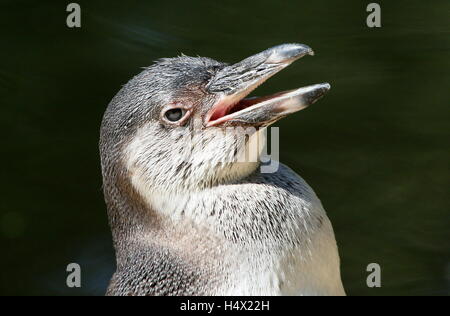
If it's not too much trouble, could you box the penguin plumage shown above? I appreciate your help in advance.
[100,44,345,296]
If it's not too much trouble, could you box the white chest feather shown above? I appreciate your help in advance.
[130,169,344,295]
[125,129,345,295]
[213,213,345,296]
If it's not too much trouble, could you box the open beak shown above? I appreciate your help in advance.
[204,43,330,127]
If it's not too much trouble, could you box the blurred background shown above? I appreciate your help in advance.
[0,0,448,295]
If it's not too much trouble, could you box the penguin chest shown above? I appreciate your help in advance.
[217,216,345,296]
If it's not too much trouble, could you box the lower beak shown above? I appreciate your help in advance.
[205,43,330,127]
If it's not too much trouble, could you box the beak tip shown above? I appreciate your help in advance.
[266,43,314,64]
[302,83,331,106]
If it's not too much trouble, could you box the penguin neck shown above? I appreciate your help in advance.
[103,170,154,248]
[104,162,264,255]
[103,163,234,265]
[105,164,345,295]
[123,163,318,249]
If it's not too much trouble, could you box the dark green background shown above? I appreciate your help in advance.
[0,0,448,295]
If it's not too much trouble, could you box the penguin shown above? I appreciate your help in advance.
[100,43,345,296]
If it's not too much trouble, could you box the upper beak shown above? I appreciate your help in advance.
[204,43,330,127]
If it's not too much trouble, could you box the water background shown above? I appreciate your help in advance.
[0,0,448,295]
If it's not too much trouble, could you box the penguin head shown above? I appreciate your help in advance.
[100,44,330,193]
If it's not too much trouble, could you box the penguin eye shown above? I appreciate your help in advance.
[164,108,185,122]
